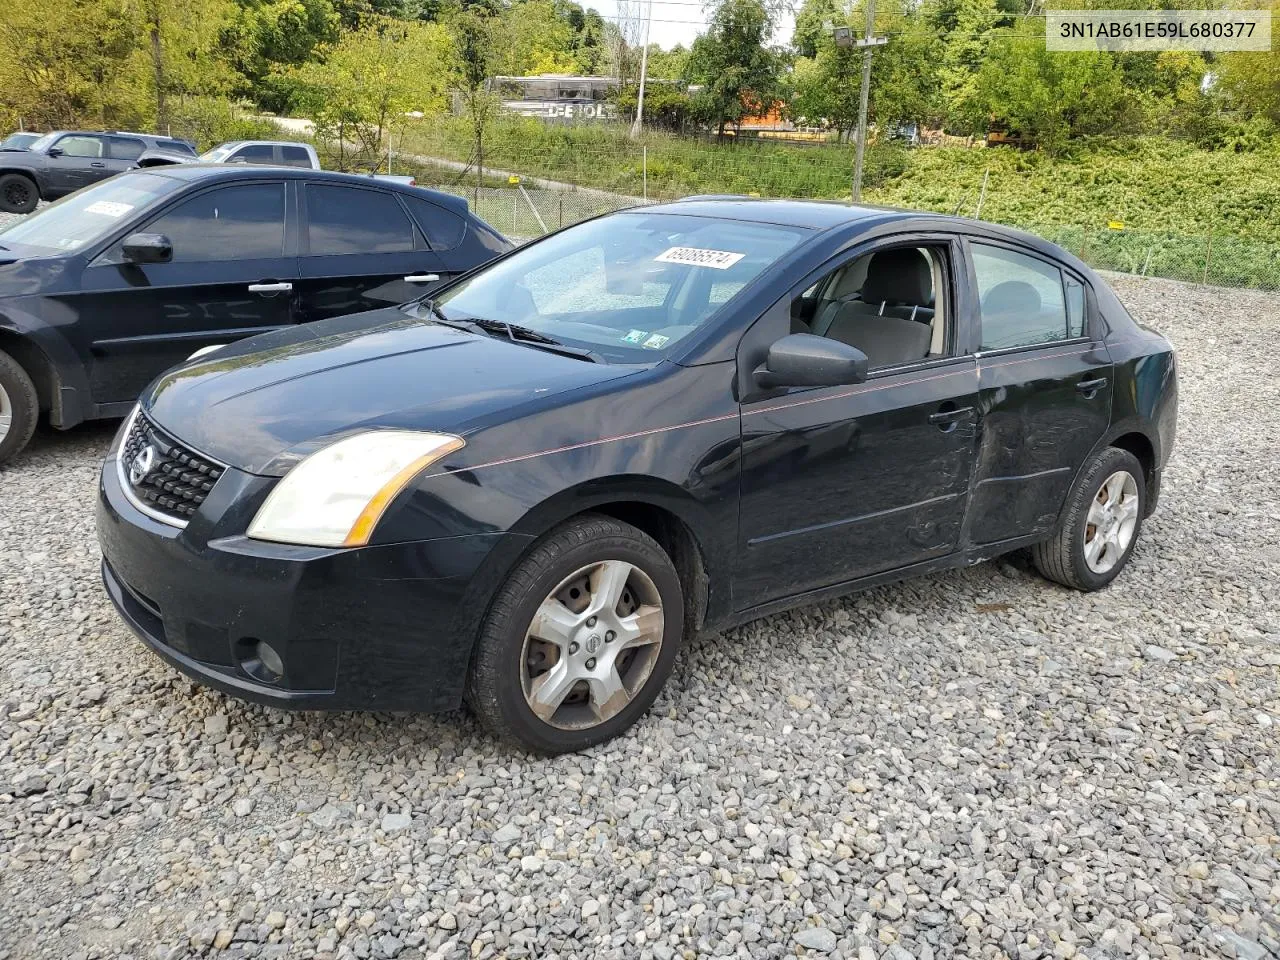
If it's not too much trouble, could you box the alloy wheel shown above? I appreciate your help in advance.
[3,181,30,208]
[520,559,665,730]
[1083,469,1139,574]
[0,381,11,445]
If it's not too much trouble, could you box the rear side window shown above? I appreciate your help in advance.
[305,184,414,255]
[972,244,1073,351]
[143,183,286,261]
[402,195,466,250]
[230,144,275,164]
[1065,275,1086,337]
[164,140,197,156]
[280,145,313,168]
[108,137,146,161]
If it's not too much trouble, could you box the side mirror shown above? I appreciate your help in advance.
[46,146,63,158]
[753,333,868,389]
[121,233,173,265]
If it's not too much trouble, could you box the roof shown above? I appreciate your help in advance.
[637,197,916,230]
[130,164,470,215]
[628,196,1093,271]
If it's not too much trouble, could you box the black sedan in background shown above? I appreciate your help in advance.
[97,199,1177,753]
[0,165,510,462]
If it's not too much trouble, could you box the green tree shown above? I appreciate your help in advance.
[289,17,453,169]
[974,21,1130,152]
[446,6,503,191]
[687,0,784,137]
[226,0,340,111]
[930,0,1002,132]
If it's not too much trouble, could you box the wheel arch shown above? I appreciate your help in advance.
[504,476,720,638]
[0,327,57,417]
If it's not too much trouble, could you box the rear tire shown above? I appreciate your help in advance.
[1032,446,1145,591]
[0,348,39,466]
[466,514,684,754]
[0,173,38,214]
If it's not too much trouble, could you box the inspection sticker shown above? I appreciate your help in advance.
[621,329,649,344]
[655,246,745,270]
[642,334,670,349]
[83,201,134,218]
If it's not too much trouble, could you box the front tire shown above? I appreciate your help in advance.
[466,514,684,754]
[0,173,39,214]
[1032,446,1145,591]
[0,348,39,465]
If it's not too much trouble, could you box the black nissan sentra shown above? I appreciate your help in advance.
[98,199,1178,753]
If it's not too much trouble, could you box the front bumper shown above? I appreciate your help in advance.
[97,449,515,712]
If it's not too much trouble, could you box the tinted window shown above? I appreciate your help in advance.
[305,184,414,255]
[230,144,275,164]
[1065,275,1086,337]
[143,183,285,261]
[162,140,197,156]
[972,244,1071,350]
[109,137,146,161]
[403,195,466,249]
[280,145,313,168]
[56,135,105,158]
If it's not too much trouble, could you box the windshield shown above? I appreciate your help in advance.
[0,133,39,150]
[0,172,182,254]
[433,212,808,362]
[26,133,56,153]
[200,144,238,162]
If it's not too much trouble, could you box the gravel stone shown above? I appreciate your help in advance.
[0,273,1278,959]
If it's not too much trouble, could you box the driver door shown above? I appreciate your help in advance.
[71,180,299,403]
[43,134,110,196]
[734,237,982,607]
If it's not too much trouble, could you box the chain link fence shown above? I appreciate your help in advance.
[403,147,1280,292]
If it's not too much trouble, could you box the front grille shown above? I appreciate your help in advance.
[119,411,225,524]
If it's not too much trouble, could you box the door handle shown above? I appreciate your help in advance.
[929,406,974,426]
[90,161,106,168]
[248,282,293,293]
[404,273,440,283]
[1076,377,1108,396]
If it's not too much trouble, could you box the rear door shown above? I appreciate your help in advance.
[226,143,276,166]
[73,179,299,402]
[295,181,447,323]
[106,136,148,176]
[963,240,1113,546]
[44,134,110,194]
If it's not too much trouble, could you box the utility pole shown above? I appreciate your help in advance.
[839,3,887,202]
[630,0,654,139]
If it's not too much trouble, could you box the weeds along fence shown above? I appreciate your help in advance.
[422,179,1280,293]
[391,120,1280,292]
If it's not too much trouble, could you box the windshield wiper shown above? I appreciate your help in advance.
[469,317,602,363]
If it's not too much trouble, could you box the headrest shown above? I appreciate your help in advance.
[830,255,870,299]
[983,280,1040,317]
[862,248,932,305]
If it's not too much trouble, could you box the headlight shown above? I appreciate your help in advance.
[247,431,464,547]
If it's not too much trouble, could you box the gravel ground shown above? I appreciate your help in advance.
[1,274,1278,960]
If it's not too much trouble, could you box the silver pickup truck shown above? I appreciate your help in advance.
[135,140,418,185]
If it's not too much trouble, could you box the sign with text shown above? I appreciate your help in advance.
[1047,10,1271,51]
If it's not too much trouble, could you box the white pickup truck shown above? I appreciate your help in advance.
[135,140,417,185]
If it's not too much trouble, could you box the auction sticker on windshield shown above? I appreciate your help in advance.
[655,247,746,270]
[83,201,134,218]
[622,329,649,344]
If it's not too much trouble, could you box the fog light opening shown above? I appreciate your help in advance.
[237,637,284,684]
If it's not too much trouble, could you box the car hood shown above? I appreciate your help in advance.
[142,308,642,475]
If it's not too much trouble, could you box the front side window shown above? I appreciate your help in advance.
[0,173,182,254]
[795,245,947,370]
[139,183,286,262]
[56,135,105,158]
[972,244,1073,351]
[306,184,415,255]
[433,212,808,363]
